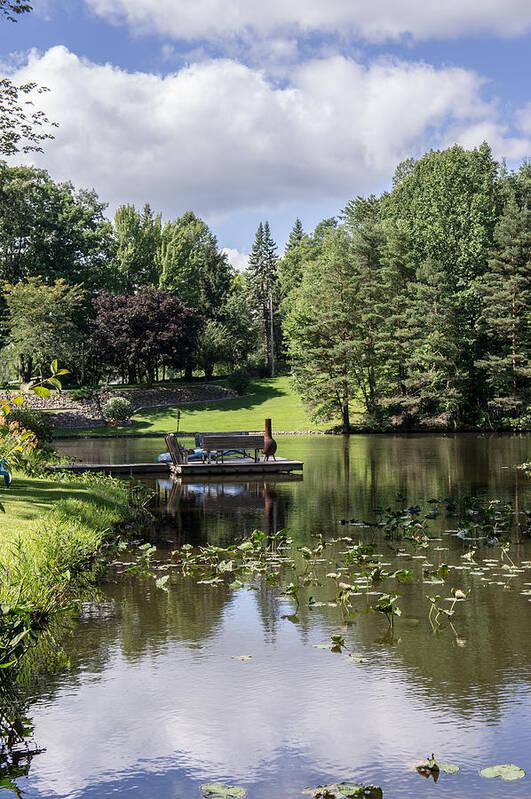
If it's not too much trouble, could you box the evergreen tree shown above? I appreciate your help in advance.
[377,223,414,418]
[475,193,531,422]
[286,227,358,432]
[246,221,280,371]
[286,218,304,251]
[404,259,468,428]
[342,196,386,415]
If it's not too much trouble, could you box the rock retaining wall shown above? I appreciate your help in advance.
[0,384,237,430]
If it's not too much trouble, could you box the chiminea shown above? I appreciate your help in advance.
[263,418,277,461]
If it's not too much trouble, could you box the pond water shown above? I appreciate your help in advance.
[12,434,531,798]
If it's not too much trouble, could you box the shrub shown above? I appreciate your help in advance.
[102,396,133,424]
[227,370,251,395]
[8,408,55,443]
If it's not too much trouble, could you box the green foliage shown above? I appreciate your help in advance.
[114,203,162,291]
[6,407,55,443]
[102,396,133,424]
[67,386,94,401]
[286,227,364,431]
[3,277,84,382]
[475,192,530,423]
[158,210,232,319]
[0,164,116,290]
[246,221,281,370]
[226,369,251,395]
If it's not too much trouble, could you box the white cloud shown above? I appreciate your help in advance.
[222,248,249,272]
[8,47,530,222]
[515,103,531,136]
[85,0,531,42]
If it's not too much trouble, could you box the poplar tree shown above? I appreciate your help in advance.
[475,193,531,422]
[114,203,162,291]
[157,211,231,319]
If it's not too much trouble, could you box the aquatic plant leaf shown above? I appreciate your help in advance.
[200,783,247,797]
[231,655,252,660]
[479,764,525,781]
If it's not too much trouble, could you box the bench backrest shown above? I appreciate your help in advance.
[164,433,186,464]
[195,430,250,447]
[202,434,264,452]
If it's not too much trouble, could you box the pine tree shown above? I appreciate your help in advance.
[404,259,468,428]
[342,196,386,415]
[278,219,313,301]
[377,223,414,420]
[475,193,531,423]
[286,218,304,251]
[286,227,358,432]
[246,221,280,371]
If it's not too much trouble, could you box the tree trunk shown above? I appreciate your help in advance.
[204,363,214,380]
[18,354,33,383]
[185,361,193,381]
[341,383,350,433]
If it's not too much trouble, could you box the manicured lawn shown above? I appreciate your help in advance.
[54,377,359,437]
[0,472,126,537]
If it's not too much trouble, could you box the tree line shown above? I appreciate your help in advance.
[0,141,528,430]
[278,144,530,431]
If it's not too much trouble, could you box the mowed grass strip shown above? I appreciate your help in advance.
[54,377,358,437]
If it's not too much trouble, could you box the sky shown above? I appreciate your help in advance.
[2,0,530,268]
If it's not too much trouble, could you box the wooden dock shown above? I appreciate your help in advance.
[171,457,303,476]
[47,462,170,475]
[47,458,303,477]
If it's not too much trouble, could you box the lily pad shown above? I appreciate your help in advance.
[200,783,247,797]
[231,655,252,661]
[479,764,525,781]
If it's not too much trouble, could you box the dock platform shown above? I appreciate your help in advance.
[47,458,303,477]
[171,457,303,476]
[47,463,170,475]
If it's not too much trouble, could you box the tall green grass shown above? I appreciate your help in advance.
[0,474,134,671]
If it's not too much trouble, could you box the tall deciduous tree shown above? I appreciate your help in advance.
[114,203,162,291]
[91,289,203,384]
[475,193,531,422]
[4,277,84,382]
[0,164,116,290]
[158,211,232,319]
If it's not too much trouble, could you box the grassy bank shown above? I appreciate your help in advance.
[54,377,359,438]
[0,472,136,669]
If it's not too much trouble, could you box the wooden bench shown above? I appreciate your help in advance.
[201,434,264,463]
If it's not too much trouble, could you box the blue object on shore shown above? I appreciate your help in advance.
[0,458,12,488]
[157,448,203,463]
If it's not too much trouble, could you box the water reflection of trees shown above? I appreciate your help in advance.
[10,434,530,790]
